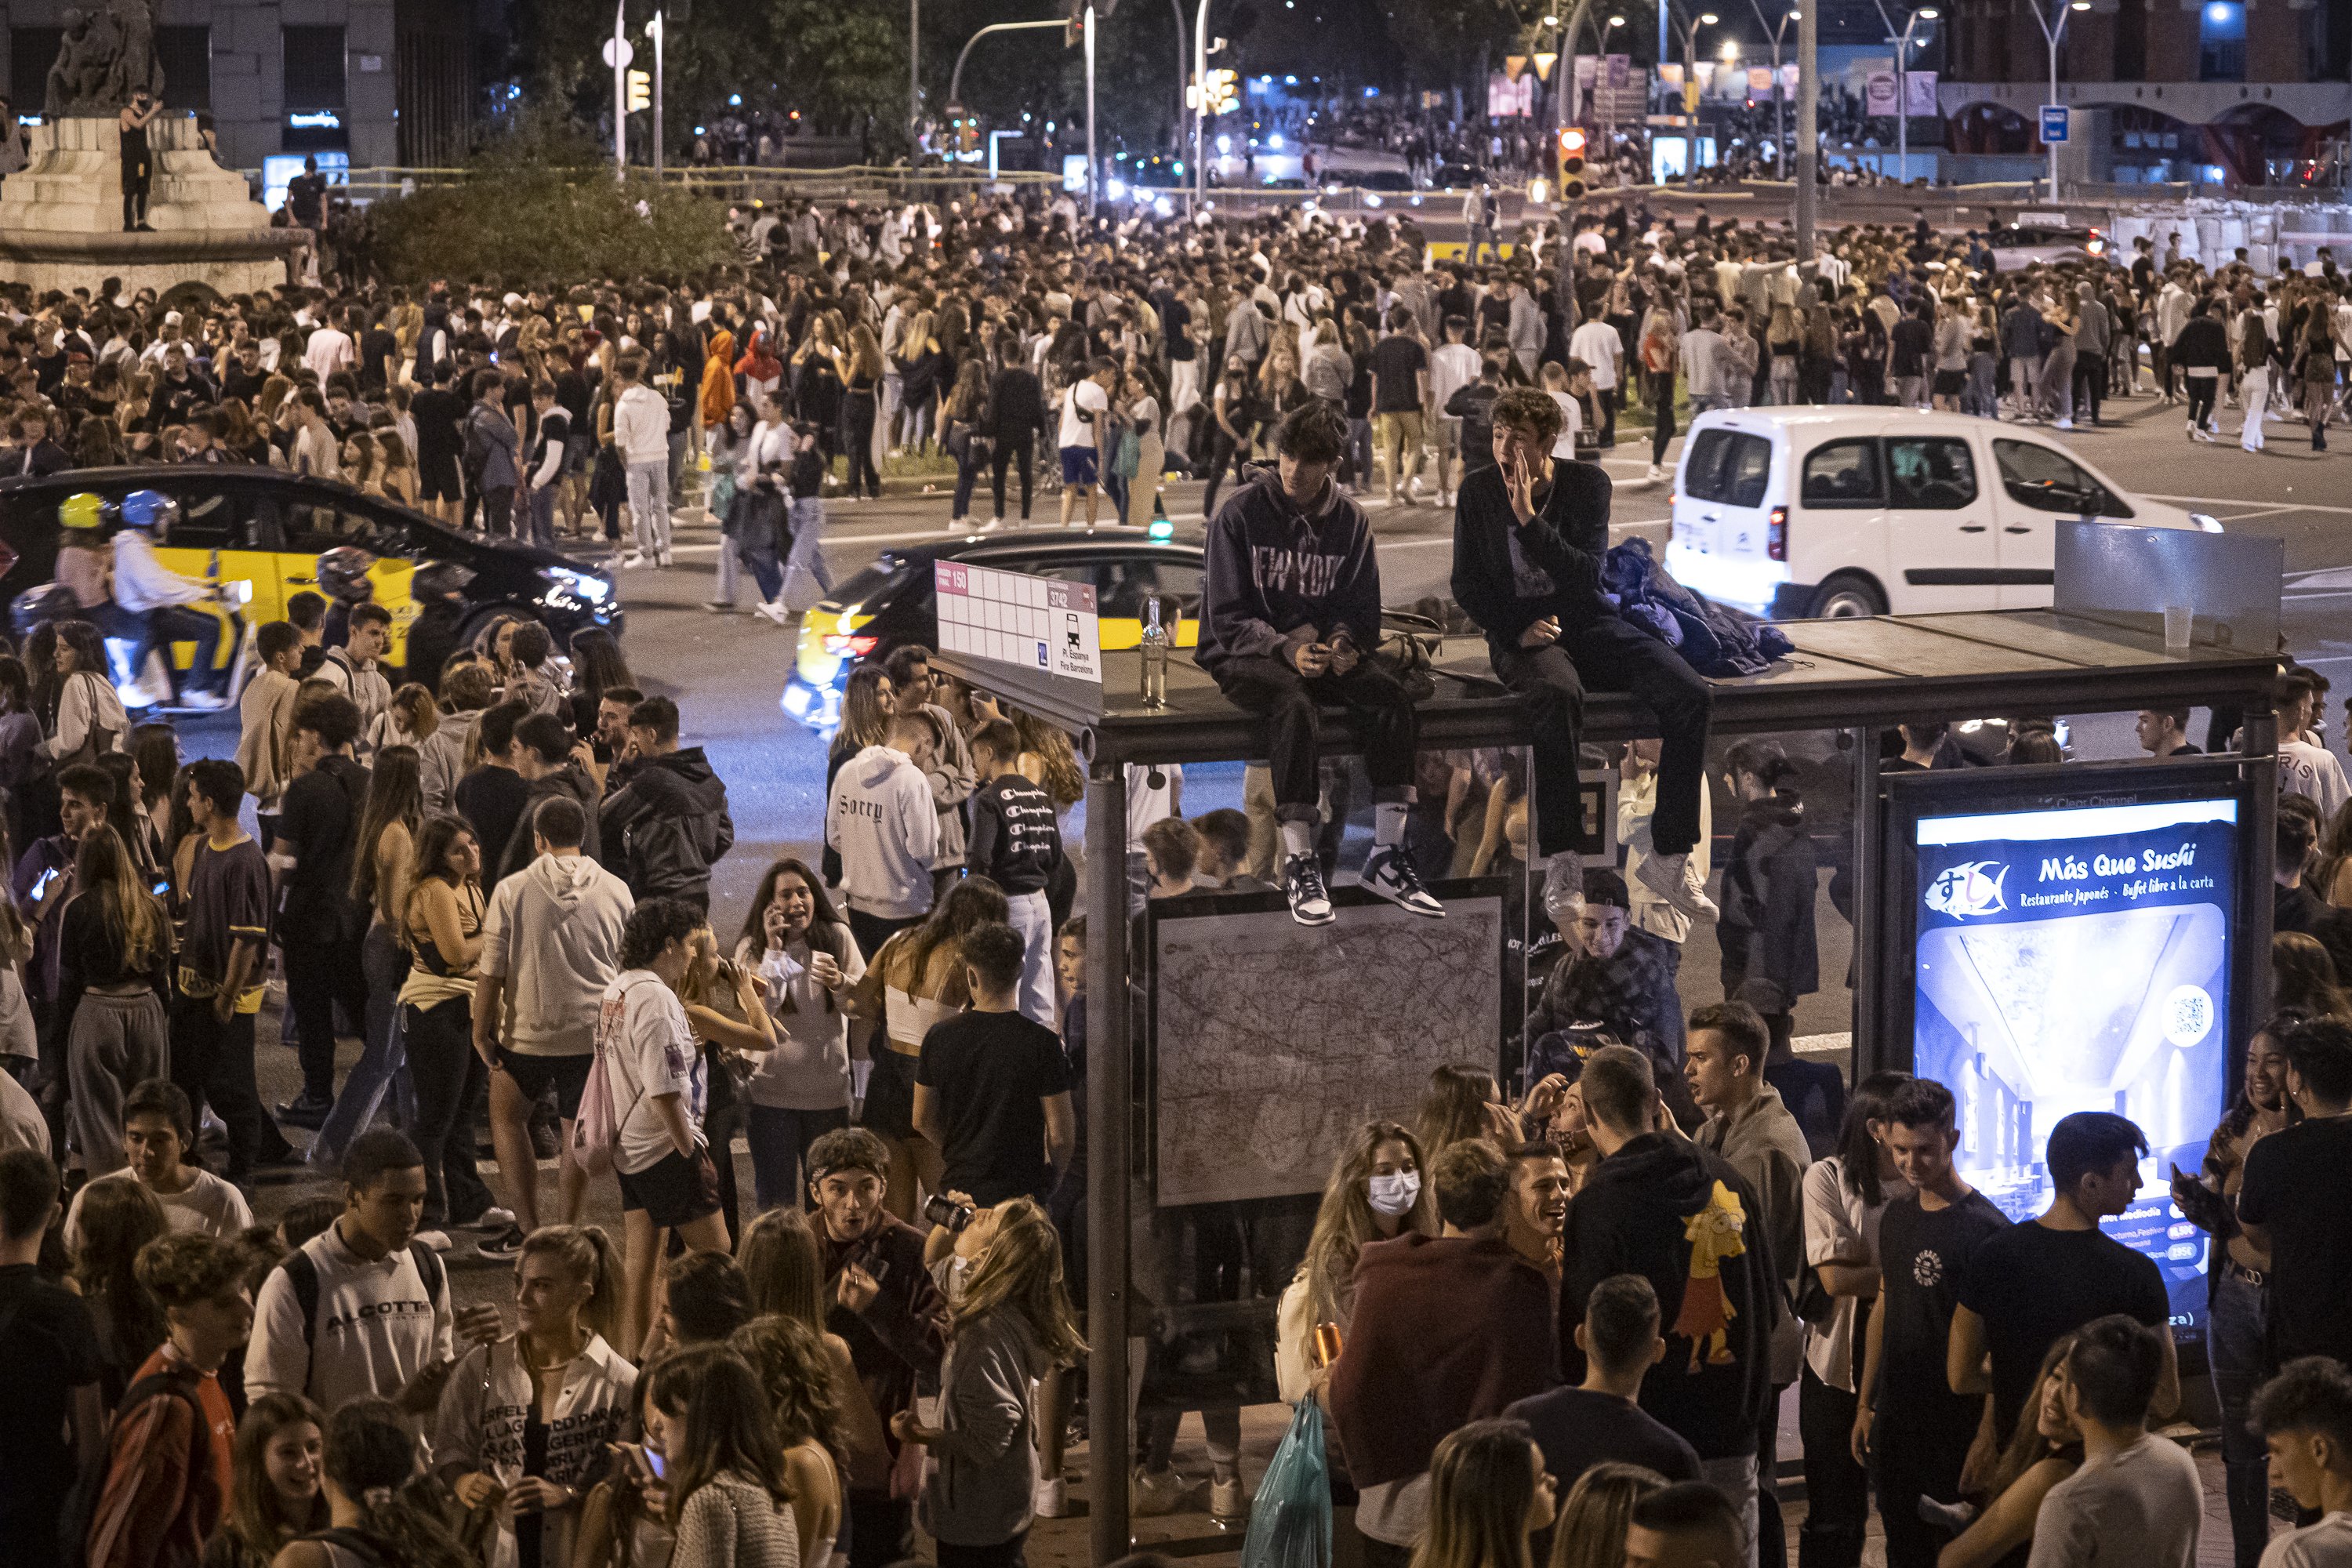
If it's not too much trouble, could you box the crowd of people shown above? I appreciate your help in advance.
[0,169,2348,1568]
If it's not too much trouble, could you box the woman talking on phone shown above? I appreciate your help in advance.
[733,858,863,1212]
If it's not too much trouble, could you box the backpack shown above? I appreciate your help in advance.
[278,1237,447,1353]
[60,1362,214,1568]
[573,974,662,1178]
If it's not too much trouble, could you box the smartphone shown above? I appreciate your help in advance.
[29,867,59,902]
[151,878,171,897]
[644,1448,666,1480]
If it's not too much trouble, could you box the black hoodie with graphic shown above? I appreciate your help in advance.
[1560,1132,1779,1460]
[598,746,734,911]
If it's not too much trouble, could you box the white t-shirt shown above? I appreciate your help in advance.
[597,970,706,1176]
[1800,1156,1909,1392]
[304,325,357,380]
[2258,1512,2352,1568]
[1549,391,1581,458]
[1058,378,1109,450]
[1570,320,1624,390]
[67,1167,255,1250]
[1428,343,1481,421]
[2281,738,2350,820]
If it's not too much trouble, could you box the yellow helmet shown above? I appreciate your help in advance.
[58,492,103,531]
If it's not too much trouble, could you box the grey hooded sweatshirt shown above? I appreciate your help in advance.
[479,850,634,1057]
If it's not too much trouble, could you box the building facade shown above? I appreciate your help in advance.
[3,0,484,199]
[1936,0,2350,186]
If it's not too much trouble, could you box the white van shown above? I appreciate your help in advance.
[1662,407,2224,619]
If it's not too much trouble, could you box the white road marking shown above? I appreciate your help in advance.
[2145,493,2352,518]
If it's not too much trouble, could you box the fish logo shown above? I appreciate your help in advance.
[1926,860,2008,920]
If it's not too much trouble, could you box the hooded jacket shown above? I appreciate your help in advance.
[921,1308,1052,1547]
[1327,1232,1559,1489]
[612,381,671,466]
[826,743,938,920]
[480,851,633,1056]
[699,328,737,426]
[497,761,603,884]
[1195,470,1382,675]
[1560,1133,1779,1459]
[599,746,734,911]
[1718,789,1820,1014]
[418,708,482,817]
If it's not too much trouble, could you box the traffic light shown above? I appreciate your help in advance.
[960,117,980,155]
[1201,67,1240,115]
[1556,125,1588,200]
[626,69,652,113]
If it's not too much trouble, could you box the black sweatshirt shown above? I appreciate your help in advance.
[1450,458,1615,660]
[1196,470,1382,674]
[965,774,1063,895]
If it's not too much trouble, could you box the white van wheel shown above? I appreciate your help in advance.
[1809,575,1886,619]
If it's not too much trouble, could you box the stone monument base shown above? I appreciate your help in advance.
[0,115,304,297]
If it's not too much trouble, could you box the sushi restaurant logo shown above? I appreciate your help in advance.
[1926,861,2008,920]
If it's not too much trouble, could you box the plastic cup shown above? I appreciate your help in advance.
[2163,604,2191,652]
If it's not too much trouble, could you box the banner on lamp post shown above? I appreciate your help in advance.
[1865,71,1897,115]
[1904,70,1939,118]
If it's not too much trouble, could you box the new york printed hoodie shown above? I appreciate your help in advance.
[1194,470,1383,675]
[828,743,939,920]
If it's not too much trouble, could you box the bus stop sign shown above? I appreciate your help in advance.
[2041,104,2069,143]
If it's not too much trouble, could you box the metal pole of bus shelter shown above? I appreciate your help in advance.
[1849,725,1882,1069]
[2242,710,2279,1021]
[1084,761,1133,1566]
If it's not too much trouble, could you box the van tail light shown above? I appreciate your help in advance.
[1767,506,1788,562]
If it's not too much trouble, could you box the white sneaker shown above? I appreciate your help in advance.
[1646,463,1665,481]
[1034,1475,1069,1518]
[1131,1467,1193,1517]
[1542,851,1586,928]
[2054,418,2075,430]
[753,601,794,626]
[616,551,647,569]
[656,550,673,568]
[1360,845,1444,918]
[178,689,232,710]
[1635,850,1719,921]
[989,515,1006,528]
[1210,1476,1250,1523]
[415,1229,453,1253]
[1283,852,1334,927]
[472,1207,517,1231]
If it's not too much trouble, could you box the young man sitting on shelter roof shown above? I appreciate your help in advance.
[1195,401,1443,927]
[1450,386,1717,930]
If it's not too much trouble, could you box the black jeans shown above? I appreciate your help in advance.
[480,485,517,538]
[989,437,1034,519]
[283,928,369,1104]
[1650,372,1677,465]
[169,996,291,1175]
[139,605,223,697]
[2073,357,2104,423]
[2186,373,2219,432]
[1595,383,1620,447]
[1493,621,1711,860]
[935,1535,1027,1568]
[1199,426,1254,521]
[404,996,494,1226]
[1874,1403,1978,1568]
[952,436,992,520]
[845,1495,914,1568]
[846,909,923,968]
[1211,653,1417,821]
[1798,1363,1869,1568]
[841,394,881,497]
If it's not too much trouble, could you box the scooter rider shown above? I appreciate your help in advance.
[110,489,232,710]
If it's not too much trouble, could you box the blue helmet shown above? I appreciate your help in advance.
[118,489,179,532]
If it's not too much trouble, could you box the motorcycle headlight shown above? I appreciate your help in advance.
[2190,512,2224,535]
[539,567,612,605]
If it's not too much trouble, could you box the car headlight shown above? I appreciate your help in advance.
[2190,511,2224,534]
[539,566,612,605]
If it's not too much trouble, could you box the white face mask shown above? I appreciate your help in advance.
[1367,1170,1421,1218]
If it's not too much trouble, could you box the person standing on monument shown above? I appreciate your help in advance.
[118,85,163,234]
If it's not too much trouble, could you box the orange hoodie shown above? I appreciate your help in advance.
[699,328,738,426]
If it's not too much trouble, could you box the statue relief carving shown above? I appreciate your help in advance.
[44,0,165,118]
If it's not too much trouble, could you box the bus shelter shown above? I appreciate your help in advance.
[935,603,2281,1562]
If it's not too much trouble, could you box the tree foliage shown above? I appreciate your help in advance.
[510,0,905,147]
[361,122,732,286]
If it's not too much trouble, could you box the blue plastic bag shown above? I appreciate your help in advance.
[1240,1399,1333,1568]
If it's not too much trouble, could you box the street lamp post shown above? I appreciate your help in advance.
[910,0,922,139]
[647,8,666,178]
[1871,5,1936,185]
[612,0,627,177]
[1084,2,1098,219]
[1749,2,1798,179]
[1678,6,1719,164]
[2027,0,2092,198]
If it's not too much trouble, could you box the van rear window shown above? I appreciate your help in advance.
[1684,430,1773,509]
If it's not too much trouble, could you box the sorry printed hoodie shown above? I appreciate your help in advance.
[481,851,635,1056]
[1194,469,1382,674]
[828,743,938,919]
